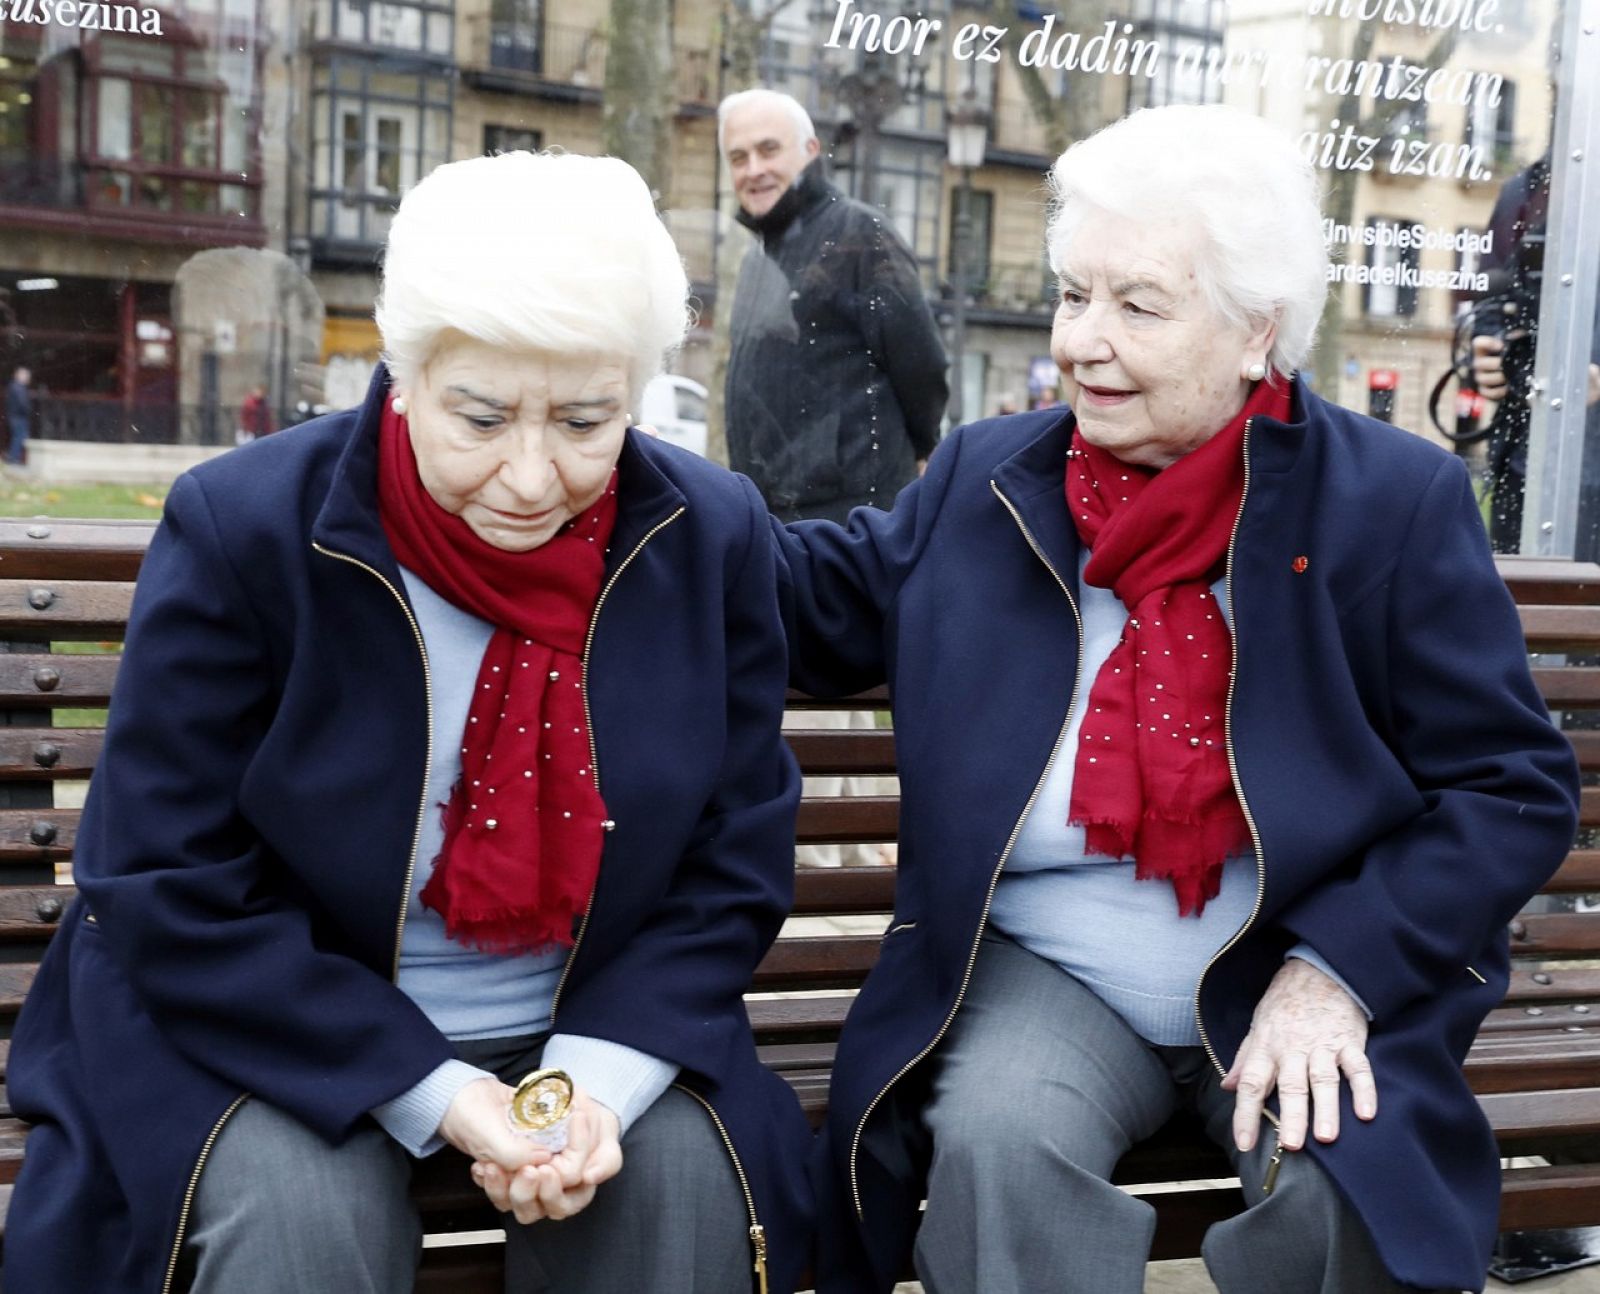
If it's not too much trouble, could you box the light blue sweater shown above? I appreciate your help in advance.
[989,553,1361,1046]
[369,571,676,1155]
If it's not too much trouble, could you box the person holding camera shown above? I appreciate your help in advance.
[1469,156,1600,554]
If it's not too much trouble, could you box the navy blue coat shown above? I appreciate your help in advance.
[773,380,1580,1293]
[4,370,813,1294]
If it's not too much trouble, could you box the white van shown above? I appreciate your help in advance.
[638,373,708,457]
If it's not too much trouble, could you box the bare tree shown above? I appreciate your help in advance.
[602,0,676,202]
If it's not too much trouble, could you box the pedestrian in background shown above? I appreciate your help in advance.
[719,88,948,523]
[235,383,275,445]
[719,88,947,867]
[6,365,32,467]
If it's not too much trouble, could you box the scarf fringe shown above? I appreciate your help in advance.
[1071,808,1248,917]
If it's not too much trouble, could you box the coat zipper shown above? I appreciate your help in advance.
[675,1083,770,1294]
[845,480,1084,1220]
[159,1094,250,1294]
[311,543,436,981]
[549,506,685,1019]
[162,545,436,1289]
[1187,418,1283,1191]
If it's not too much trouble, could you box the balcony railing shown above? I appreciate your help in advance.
[34,396,245,446]
[943,259,1056,315]
[0,157,86,209]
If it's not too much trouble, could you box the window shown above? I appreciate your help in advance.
[312,61,452,250]
[1126,0,1223,110]
[490,0,542,73]
[1363,217,1420,319]
[1465,78,1518,172]
[674,383,707,423]
[324,0,454,56]
[63,34,266,222]
[484,124,542,155]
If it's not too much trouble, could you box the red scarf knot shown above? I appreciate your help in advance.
[1065,379,1291,915]
[377,397,618,954]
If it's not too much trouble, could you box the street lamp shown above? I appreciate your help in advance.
[945,83,989,428]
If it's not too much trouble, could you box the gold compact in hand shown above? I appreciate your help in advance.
[507,1068,574,1151]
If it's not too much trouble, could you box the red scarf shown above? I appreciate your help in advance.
[1065,379,1290,915]
[377,400,618,954]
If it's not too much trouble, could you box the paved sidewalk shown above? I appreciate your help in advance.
[878,1262,1600,1292]
[1139,1260,1600,1292]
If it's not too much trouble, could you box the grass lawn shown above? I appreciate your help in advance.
[0,476,167,520]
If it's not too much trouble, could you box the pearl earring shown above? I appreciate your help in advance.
[392,395,408,415]
[1245,363,1267,383]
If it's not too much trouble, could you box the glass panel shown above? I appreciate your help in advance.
[373,115,403,194]
[428,12,454,56]
[0,0,1591,556]
[222,104,248,172]
[340,108,364,193]
[337,0,367,41]
[181,92,220,171]
[98,78,132,161]
[137,85,173,164]
[371,3,425,49]
[491,0,542,73]
[484,124,542,154]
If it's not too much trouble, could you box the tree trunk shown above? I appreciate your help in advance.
[602,0,675,203]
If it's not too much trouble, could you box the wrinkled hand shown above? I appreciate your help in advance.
[469,1088,623,1225]
[1222,959,1376,1154]
[437,1076,552,1173]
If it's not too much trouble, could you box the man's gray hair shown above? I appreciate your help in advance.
[717,88,818,154]
[1045,105,1329,379]
[375,150,690,401]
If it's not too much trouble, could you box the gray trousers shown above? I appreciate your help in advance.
[180,1035,749,1293]
[915,933,1426,1294]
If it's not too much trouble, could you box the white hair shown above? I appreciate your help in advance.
[717,88,817,154]
[376,151,690,400]
[1045,105,1329,379]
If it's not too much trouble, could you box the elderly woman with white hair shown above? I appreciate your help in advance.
[4,151,812,1294]
[773,104,1579,1293]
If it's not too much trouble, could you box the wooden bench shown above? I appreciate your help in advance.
[0,521,1595,1291]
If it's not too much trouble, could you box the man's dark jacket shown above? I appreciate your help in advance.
[771,379,1580,1293]
[727,161,948,522]
[4,368,814,1293]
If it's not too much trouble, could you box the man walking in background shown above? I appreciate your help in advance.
[5,366,32,468]
[719,87,948,524]
[720,88,947,865]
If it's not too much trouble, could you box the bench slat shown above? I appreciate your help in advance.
[1509,912,1600,958]
[0,581,135,641]
[1499,557,1600,605]
[0,728,105,780]
[0,520,153,581]
[1546,851,1600,893]
[0,655,118,709]
[791,866,895,914]
[795,797,898,844]
[783,728,897,776]
[1519,604,1600,653]
[1535,668,1600,708]
[0,811,78,866]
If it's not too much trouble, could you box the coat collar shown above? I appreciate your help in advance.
[987,374,1319,576]
[310,363,687,583]
[735,159,837,240]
